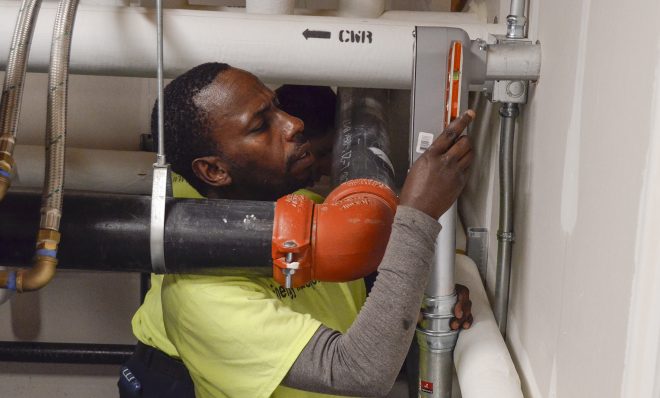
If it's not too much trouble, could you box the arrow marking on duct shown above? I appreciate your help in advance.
[303,29,331,40]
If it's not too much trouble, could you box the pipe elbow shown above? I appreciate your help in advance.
[313,179,398,282]
[10,228,61,292]
[272,179,397,287]
[17,256,58,292]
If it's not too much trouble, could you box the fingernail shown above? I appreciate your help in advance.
[465,109,476,119]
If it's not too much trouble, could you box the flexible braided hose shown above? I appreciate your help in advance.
[0,0,42,199]
[41,0,79,231]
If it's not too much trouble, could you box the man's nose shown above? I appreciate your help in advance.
[282,113,305,143]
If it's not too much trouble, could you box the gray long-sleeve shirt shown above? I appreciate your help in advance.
[283,205,441,397]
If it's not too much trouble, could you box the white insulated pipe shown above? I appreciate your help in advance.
[337,0,384,18]
[246,0,294,15]
[454,254,524,398]
[12,145,154,194]
[0,2,504,89]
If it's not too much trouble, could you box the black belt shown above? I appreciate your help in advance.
[134,342,191,381]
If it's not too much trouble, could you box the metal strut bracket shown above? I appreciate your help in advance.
[149,0,168,274]
[149,164,169,274]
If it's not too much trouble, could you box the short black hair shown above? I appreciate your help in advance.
[151,62,231,194]
[275,85,336,139]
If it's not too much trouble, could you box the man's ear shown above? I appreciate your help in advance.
[191,156,232,187]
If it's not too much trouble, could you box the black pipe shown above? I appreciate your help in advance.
[0,191,274,273]
[0,341,134,364]
[332,88,396,189]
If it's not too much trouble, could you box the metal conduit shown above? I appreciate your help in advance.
[493,0,528,336]
[494,103,518,335]
[0,0,42,200]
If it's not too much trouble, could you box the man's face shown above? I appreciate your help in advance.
[196,68,315,200]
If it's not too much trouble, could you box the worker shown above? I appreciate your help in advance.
[275,84,336,185]
[120,62,474,398]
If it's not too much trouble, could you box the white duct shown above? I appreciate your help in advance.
[0,2,504,89]
[12,145,154,194]
[454,254,524,398]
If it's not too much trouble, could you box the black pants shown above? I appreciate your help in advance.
[118,342,195,398]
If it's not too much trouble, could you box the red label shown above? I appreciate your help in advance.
[420,380,434,394]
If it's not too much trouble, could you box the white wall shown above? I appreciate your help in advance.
[473,0,660,397]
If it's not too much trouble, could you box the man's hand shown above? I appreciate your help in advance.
[451,284,472,330]
[400,110,475,219]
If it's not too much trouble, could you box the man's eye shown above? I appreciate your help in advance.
[250,121,268,132]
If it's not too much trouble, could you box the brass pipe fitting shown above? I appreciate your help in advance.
[0,228,60,292]
[0,151,14,201]
[0,174,10,201]
[16,255,58,292]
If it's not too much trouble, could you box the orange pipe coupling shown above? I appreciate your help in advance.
[272,179,398,288]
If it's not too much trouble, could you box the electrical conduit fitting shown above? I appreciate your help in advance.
[272,179,398,288]
[506,15,526,39]
[416,292,459,398]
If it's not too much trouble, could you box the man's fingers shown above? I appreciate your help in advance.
[428,110,475,155]
[463,314,474,329]
[457,150,474,170]
[456,283,470,302]
[445,136,472,162]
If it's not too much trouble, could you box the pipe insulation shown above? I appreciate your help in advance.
[12,145,154,194]
[246,0,294,15]
[0,2,504,89]
[453,254,523,398]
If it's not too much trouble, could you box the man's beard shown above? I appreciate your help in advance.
[229,156,313,201]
